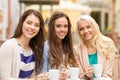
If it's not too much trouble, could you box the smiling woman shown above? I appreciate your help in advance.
[22,13,40,39]
[74,15,117,80]
[0,9,48,80]
[41,11,78,80]
[54,16,68,40]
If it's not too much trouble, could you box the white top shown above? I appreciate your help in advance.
[0,38,35,80]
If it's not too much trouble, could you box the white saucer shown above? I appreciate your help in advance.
[94,77,112,80]
[67,79,81,80]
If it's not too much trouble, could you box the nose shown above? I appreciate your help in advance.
[61,26,65,31]
[31,24,35,29]
[84,28,88,33]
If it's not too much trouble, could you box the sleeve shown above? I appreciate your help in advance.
[39,41,49,73]
[102,41,116,78]
[73,45,86,79]
[0,40,27,80]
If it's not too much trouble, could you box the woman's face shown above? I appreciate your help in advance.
[54,17,68,40]
[22,14,40,39]
[78,19,94,41]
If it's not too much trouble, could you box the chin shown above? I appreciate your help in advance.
[27,36,35,39]
[58,37,65,40]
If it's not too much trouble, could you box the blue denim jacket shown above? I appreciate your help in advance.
[40,41,49,73]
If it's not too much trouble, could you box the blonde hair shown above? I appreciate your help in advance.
[76,15,117,59]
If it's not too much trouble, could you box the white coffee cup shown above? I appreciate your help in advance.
[49,69,60,80]
[69,67,80,80]
[93,64,103,78]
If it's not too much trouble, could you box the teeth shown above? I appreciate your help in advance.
[84,34,89,37]
[28,31,34,35]
[60,34,65,36]
[59,33,65,35]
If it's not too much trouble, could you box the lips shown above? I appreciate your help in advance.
[27,29,35,35]
[83,32,91,39]
[58,33,66,36]
[28,31,34,35]
[84,34,89,37]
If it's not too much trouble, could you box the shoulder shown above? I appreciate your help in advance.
[44,40,49,49]
[101,36,117,55]
[73,44,81,54]
[101,35,114,45]
[73,44,81,52]
[102,35,113,41]
[43,40,49,56]
[1,38,17,48]
[0,38,18,58]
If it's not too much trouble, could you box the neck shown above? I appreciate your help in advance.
[16,36,30,50]
[85,41,93,48]
[85,41,96,54]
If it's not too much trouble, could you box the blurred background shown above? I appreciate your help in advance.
[1,0,120,49]
[0,0,119,39]
[0,0,120,79]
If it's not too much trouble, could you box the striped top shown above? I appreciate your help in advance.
[18,44,35,78]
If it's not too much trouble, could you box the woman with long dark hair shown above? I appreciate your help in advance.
[41,11,78,80]
[0,9,48,80]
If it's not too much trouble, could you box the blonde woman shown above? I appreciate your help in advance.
[74,15,117,80]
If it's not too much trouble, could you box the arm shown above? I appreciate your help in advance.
[102,41,116,78]
[73,45,86,79]
[0,40,48,80]
[0,40,22,80]
[73,45,93,79]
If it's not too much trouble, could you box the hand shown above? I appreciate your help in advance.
[85,66,93,78]
[36,72,48,80]
[59,69,68,80]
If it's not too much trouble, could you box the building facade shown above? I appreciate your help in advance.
[77,0,113,33]
[115,0,120,36]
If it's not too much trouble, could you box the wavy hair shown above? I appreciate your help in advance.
[12,9,45,74]
[48,11,77,69]
[77,15,117,59]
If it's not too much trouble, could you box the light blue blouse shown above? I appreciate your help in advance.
[40,41,49,73]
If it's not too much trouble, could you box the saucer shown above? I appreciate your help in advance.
[67,79,81,80]
[94,77,112,80]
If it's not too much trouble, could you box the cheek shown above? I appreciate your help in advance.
[22,25,26,33]
[22,22,28,30]
[54,28,58,34]
[79,31,83,36]
[89,27,94,32]
[66,28,68,33]
[90,29,95,36]
[35,28,40,35]
[37,27,40,32]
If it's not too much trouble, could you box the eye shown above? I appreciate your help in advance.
[79,27,83,31]
[55,24,61,28]
[87,25,91,28]
[35,24,40,27]
[26,21,32,25]
[64,25,68,28]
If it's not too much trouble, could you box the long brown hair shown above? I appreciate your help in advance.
[48,11,77,69]
[12,9,45,74]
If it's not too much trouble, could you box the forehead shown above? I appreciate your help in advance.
[78,19,90,27]
[25,14,39,21]
[55,17,68,23]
